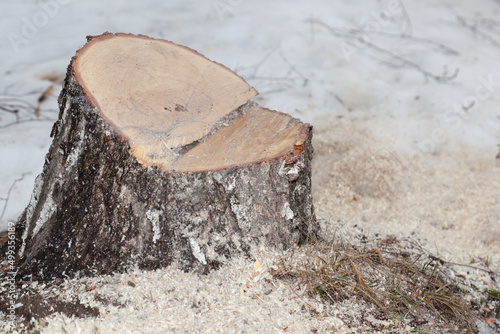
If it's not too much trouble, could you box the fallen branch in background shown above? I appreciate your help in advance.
[0,87,58,129]
[35,85,54,117]
[0,172,30,223]
[311,19,460,83]
[448,6,500,49]
[235,47,309,95]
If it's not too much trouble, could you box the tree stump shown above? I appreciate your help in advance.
[13,33,317,280]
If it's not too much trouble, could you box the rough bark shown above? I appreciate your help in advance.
[12,33,317,280]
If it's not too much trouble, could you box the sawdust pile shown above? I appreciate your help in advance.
[313,118,500,270]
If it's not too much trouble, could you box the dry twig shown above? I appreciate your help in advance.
[311,19,460,82]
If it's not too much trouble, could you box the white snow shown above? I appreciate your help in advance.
[0,0,499,331]
[1,1,499,230]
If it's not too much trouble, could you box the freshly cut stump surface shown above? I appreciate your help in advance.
[12,33,317,280]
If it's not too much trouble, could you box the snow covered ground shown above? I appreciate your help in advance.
[2,0,500,264]
[1,0,499,227]
[1,0,499,331]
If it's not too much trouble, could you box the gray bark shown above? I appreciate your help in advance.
[12,61,317,280]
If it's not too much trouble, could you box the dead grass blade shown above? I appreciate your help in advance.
[271,234,484,333]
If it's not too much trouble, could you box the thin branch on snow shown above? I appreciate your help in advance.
[234,47,279,79]
[311,19,460,83]
[0,97,33,124]
[342,2,456,56]
[0,172,30,221]
[278,51,309,87]
[447,6,500,49]
[407,238,499,278]
[0,117,56,130]
[250,47,279,78]
[0,90,58,129]
[365,30,459,56]
[457,16,500,48]
[235,47,309,95]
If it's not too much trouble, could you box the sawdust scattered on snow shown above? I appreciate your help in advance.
[1,120,499,333]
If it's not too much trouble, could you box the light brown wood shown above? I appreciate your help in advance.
[172,103,305,172]
[74,33,258,169]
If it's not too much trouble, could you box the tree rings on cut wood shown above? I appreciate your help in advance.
[11,33,317,280]
[75,33,258,166]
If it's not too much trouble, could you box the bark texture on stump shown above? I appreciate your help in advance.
[13,33,317,280]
